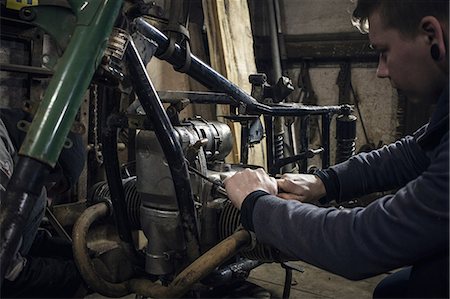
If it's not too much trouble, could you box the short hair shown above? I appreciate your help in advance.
[352,0,449,36]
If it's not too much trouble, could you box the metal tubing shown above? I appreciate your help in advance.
[72,203,252,298]
[20,0,123,165]
[0,63,54,77]
[240,122,250,164]
[321,113,332,168]
[264,116,275,175]
[100,85,135,245]
[2,0,123,283]
[134,18,342,117]
[164,230,251,298]
[202,259,263,287]
[126,39,200,262]
[158,91,234,105]
[266,0,282,82]
[273,0,288,67]
[129,230,252,298]
[282,268,293,299]
[0,158,50,283]
[72,202,132,298]
[300,116,310,172]
[272,148,323,172]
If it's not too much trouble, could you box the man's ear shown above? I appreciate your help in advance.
[420,16,447,61]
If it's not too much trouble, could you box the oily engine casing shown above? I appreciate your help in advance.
[88,117,281,279]
[136,118,234,276]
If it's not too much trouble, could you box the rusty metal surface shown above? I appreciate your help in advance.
[73,203,252,298]
[129,229,252,298]
[51,200,87,227]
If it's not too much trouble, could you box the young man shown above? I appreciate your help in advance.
[224,0,449,297]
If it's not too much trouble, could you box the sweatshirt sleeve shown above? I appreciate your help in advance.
[251,134,448,280]
[329,133,429,202]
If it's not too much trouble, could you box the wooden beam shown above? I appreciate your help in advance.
[202,0,265,166]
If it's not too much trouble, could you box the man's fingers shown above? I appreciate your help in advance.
[277,178,286,188]
[223,175,231,186]
[220,173,233,182]
[278,192,302,201]
[280,173,301,180]
[277,178,297,193]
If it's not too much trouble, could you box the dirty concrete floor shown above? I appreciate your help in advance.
[87,260,387,298]
[246,261,387,298]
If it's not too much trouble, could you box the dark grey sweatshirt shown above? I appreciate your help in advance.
[241,87,449,280]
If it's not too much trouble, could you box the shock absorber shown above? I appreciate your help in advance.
[335,105,357,164]
[274,117,285,161]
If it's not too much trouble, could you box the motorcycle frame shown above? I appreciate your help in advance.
[0,0,346,288]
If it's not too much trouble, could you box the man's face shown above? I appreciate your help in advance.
[368,10,441,102]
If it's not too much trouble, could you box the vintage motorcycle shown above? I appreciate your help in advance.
[0,1,356,297]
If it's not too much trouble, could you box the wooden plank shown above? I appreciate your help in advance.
[253,33,376,62]
[202,0,266,166]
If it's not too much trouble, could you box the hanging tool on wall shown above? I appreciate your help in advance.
[296,61,321,172]
[337,62,352,104]
[298,61,318,106]
[336,62,375,152]
[350,81,376,152]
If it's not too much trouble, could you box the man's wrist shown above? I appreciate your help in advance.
[312,174,327,199]
[313,169,340,204]
[240,190,270,231]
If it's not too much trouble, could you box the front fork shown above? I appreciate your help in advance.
[0,0,123,283]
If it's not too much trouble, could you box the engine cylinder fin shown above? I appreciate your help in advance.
[88,178,141,229]
[219,201,277,262]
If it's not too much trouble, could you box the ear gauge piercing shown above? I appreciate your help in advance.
[431,44,441,61]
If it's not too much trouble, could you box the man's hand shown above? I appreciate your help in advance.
[277,173,326,203]
[223,168,277,209]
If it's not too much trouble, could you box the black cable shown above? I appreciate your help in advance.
[99,84,135,246]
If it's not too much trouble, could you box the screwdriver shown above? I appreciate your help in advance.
[187,166,228,197]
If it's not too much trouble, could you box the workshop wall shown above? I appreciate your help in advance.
[285,66,398,164]
[250,0,404,166]
[202,0,265,166]
[282,0,356,35]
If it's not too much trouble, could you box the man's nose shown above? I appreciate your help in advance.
[376,57,389,78]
